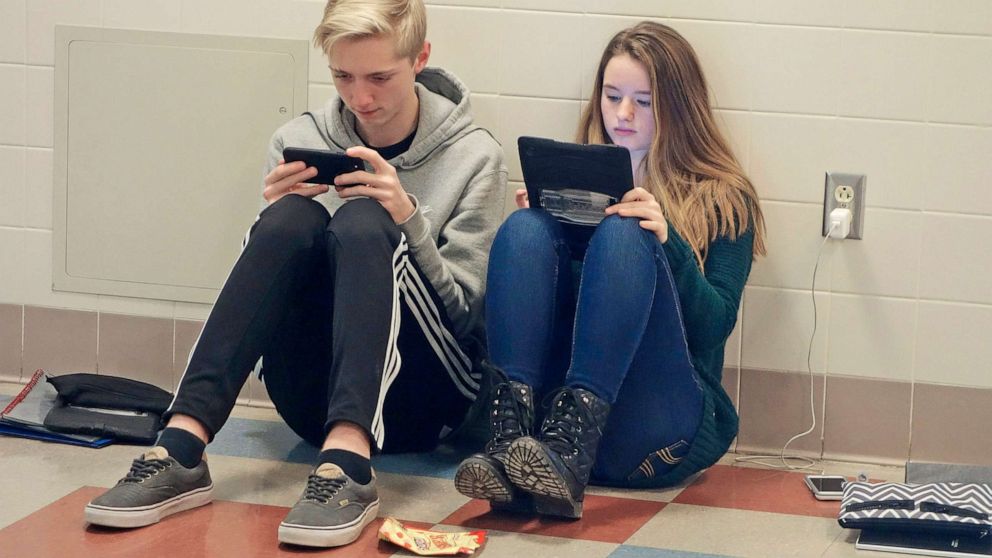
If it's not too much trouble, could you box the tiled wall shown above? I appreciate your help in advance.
[2,1,991,465]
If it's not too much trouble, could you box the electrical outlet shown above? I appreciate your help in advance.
[822,172,866,239]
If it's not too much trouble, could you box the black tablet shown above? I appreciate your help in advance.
[517,136,634,227]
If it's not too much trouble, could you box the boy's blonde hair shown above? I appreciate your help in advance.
[313,0,426,59]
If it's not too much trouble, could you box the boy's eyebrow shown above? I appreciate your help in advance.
[329,67,399,77]
[603,83,651,95]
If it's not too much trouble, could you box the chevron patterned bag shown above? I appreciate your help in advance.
[839,482,992,537]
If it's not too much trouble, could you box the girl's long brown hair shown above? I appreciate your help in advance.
[578,21,766,267]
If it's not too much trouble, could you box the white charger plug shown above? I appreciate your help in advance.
[829,207,853,239]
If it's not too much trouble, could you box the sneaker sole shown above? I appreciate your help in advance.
[278,499,380,548]
[84,484,214,528]
[506,438,583,519]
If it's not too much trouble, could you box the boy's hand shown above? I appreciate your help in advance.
[515,188,529,209]
[604,186,668,243]
[335,146,416,224]
[263,159,326,204]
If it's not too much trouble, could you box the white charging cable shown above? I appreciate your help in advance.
[735,219,844,471]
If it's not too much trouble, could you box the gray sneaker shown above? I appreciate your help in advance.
[85,446,213,528]
[278,463,380,548]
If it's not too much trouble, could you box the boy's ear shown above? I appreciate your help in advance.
[413,41,431,73]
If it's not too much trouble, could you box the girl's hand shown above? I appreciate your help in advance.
[263,159,326,204]
[515,188,530,209]
[604,186,668,243]
[334,146,416,224]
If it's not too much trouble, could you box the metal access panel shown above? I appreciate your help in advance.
[53,26,308,303]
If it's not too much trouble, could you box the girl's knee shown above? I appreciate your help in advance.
[498,208,562,244]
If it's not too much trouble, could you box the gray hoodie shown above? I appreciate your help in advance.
[263,68,507,342]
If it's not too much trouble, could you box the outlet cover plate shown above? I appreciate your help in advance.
[823,172,866,239]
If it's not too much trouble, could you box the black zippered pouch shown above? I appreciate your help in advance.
[46,373,173,414]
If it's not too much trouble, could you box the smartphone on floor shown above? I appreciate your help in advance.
[805,475,847,501]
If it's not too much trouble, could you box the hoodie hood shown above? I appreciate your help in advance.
[319,67,478,167]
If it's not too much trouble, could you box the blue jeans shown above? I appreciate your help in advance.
[486,209,704,484]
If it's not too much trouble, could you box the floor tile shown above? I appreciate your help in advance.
[452,528,619,558]
[441,494,666,544]
[627,503,842,558]
[0,486,430,558]
[673,464,840,518]
[608,546,734,558]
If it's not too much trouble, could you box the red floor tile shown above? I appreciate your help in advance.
[0,486,431,558]
[441,495,666,544]
[673,465,841,518]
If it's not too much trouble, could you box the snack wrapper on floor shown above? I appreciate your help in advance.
[378,517,486,555]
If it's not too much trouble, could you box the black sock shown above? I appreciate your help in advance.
[318,449,372,485]
[157,428,206,469]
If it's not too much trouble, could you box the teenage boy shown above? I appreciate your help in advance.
[84,0,506,548]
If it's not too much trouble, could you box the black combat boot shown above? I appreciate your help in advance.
[505,387,610,519]
[454,373,535,513]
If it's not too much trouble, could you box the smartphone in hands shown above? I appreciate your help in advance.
[805,475,847,501]
[282,147,363,186]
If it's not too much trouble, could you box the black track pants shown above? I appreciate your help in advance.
[166,195,481,453]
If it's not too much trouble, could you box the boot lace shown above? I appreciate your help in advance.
[485,382,532,454]
[303,474,347,504]
[541,388,586,457]
[121,458,171,483]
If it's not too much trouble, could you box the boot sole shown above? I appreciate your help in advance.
[506,438,583,519]
[454,457,535,514]
[278,499,379,548]
[84,484,214,528]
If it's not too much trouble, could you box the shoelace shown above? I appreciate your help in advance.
[121,458,171,483]
[303,474,348,504]
[541,389,586,457]
[486,383,532,454]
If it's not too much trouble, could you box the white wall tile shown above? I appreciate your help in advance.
[753,0,846,27]
[832,119,927,211]
[469,93,499,138]
[426,6,500,94]
[748,201,833,291]
[837,30,930,121]
[928,36,992,126]
[714,109,750,171]
[1,228,100,309]
[919,214,992,305]
[264,0,323,42]
[498,10,583,99]
[579,14,644,101]
[741,286,831,373]
[97,295,174,318]
[425,0,499,7]
[827,294,916,381]
[749,113,839,204]
[25,66,53,148]
[0,64,26,146]
[923,125,992,216]
[496,96,580,182]
[23,147,51,229]
[101,0,181,31]
[841,0,931,33]
[502,0,583,12]
[307,83,334,113]
[0,0,26,64]
[309,45,331,84]
[0,147,25,227]
[915,301,992,388]
[830,208,921,299]
[668,20,753,110]
[179,0,274,38]
[750,26,842,116]
[587,0,753,21]
[175,301,213,321]
[26,0,100,66]
[930,0,992,36]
